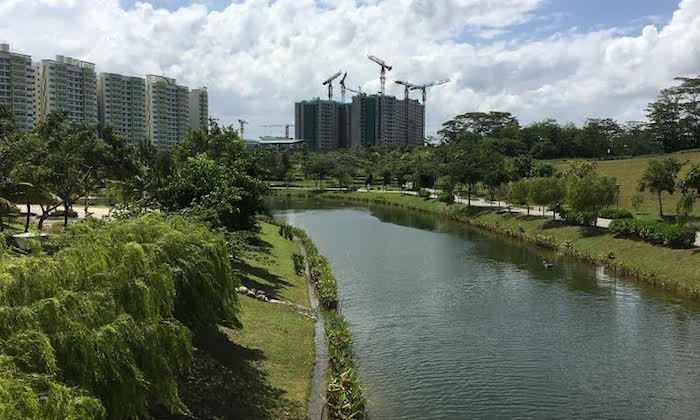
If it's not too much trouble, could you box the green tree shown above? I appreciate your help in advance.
[530,177,566,219]
[448,140,484,207]
[567,173,617,225]
[677,163,700,222]
[647,76,699,152]
[638,158,683,217]
[157,153,266,231]
[507,179,531,215]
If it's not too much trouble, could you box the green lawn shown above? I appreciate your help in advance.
[240,222,310,306]
[473,211,700,292]
[174,221,315,419]
[548,149,700,217]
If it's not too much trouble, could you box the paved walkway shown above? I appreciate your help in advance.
[14,204,113,226]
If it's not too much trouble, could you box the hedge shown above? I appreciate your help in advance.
[609,219,696,248]
[599,208,634,219]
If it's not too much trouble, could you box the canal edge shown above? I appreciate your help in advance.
[296,237,329,420]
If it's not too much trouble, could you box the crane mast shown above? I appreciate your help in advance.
[238,119,248,140]
[322,70,342,100]
[368,55,392,96]
[339,72,348,103]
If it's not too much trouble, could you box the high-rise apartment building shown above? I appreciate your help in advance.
[188,87,208,132]
[0,44,34,132]
[295,99,349,151]
[349,94,424,148]
[146,74,189,150]
[34,55,97,123]
[97,72,147,145]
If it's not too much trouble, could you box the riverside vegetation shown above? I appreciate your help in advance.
[277,220,367,418]
[0,107,363,418]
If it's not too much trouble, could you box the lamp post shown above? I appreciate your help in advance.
[615,182,621,218]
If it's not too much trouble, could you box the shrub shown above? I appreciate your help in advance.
[418,189,431,199]
[49,209,78,218]
[278,224,294,240]
[325,312,366,419]
[559,208,597,226]
[437,191,454,203]
[0,214,240,418]
[292,253,305,275]
[290,227,338,309]
[599,208,633,219]
[609,219,696,248]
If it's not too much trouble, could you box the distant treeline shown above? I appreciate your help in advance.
[437,76,699,158]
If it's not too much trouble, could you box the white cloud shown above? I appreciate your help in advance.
[0,0,698,138]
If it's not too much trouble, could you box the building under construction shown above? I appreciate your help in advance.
[295,94,424,151]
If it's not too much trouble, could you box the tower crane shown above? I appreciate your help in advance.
[368,55,392,96]
[261,123,295,139]
[339,72,348,103]
[322,70,342,100]
[238,119,248,139]
[394,80,417,100]
[410,79,451,104]
[346,86,365,97]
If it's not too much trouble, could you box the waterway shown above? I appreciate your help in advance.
[272,197,700,419]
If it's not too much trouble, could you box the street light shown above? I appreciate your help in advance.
[615,182,621,218]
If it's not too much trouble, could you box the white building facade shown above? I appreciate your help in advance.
[97,72,147,145]
[34,55,97,123]
[146,74,190,150]
[0,44,35,131]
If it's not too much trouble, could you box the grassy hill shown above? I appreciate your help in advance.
[548,149,700,218]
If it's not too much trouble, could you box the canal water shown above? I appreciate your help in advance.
[272,198,700,419]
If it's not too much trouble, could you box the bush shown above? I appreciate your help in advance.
[292,253,305,275]
[599,208,633,219]
[49,209,78,218]
[437,191,454,203]
[290,227,338,309]
[609,219,696,248]
[559,208,597,226]
[0,214,240,418]
[278,224,294,240]
[418,189,431,199]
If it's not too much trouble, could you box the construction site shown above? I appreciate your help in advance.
[292,56,449,151]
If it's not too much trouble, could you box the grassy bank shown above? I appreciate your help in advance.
[276,190,700,299]
[548,149,700,217]
[173,221,315,419]
[279,222,367,419]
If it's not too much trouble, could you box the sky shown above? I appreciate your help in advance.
[0,0,698,139]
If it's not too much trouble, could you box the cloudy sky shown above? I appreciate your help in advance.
[1,0,698,138]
